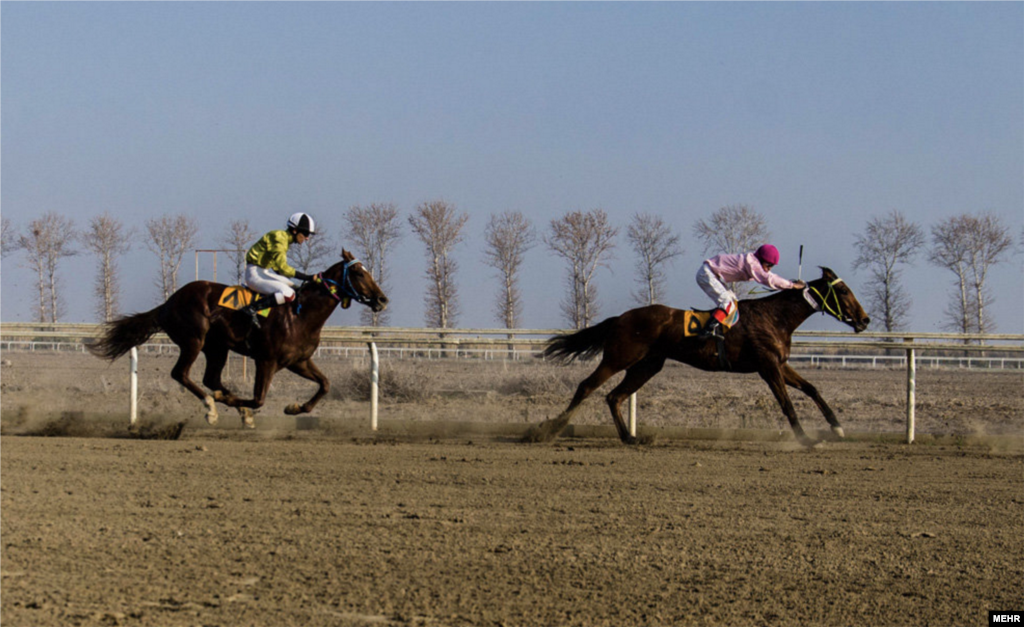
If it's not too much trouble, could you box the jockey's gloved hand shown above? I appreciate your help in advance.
[293,271,314,282]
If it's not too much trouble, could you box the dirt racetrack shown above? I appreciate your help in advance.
[2,435,1022,627]
[2,352,1023,626]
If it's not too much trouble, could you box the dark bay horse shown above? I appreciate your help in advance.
[526,267,870,446]
[89,250,388,427]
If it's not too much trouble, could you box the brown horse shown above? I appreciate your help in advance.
[88,250,388,427]
[526,267,870,446]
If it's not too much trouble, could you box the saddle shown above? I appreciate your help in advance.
[683,308,738,370]
[217,286,271,318]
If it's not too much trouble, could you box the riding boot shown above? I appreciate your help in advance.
[700,309,728,340]
[240,296,278,329]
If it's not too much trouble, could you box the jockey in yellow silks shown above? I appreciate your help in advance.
[239,212,317,327]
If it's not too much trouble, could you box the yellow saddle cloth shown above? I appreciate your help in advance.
[218,286,271,317]
[682,309,738,338]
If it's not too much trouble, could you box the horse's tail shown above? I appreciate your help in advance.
[542,316,619,364]
[87,307,163,361]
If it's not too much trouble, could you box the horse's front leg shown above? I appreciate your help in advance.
[759,365,814,447]
[283,359,329,415]
[224,360,279,429]
[782,364,844,440]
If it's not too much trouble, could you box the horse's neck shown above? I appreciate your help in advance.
[294,289,339,327]
[763,290,817,337]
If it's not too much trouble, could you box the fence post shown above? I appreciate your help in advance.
[369,342,379,431]
[905,339,916,444]
[629,393,637,438]
[129,347,138,428]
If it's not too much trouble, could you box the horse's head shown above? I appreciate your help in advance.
[807,267,870,333]
[317,250,389,313]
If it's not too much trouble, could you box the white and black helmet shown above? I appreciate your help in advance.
[287,212,316,236]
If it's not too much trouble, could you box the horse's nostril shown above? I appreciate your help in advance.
[380,296,389,304]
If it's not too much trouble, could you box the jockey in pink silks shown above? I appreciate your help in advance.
[696,244,806,339]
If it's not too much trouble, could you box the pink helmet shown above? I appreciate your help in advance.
[755,244,780,266]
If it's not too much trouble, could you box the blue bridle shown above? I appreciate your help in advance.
[314,259,373,306]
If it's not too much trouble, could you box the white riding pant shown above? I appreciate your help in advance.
[696,262,738,317]
[243,265,297,305]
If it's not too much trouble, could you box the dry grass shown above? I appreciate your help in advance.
[1,352,1021,437]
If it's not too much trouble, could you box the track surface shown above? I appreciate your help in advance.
[2,435,1021,626]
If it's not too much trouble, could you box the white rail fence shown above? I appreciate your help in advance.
[3,323,1023,443]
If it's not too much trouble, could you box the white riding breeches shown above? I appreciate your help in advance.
[243,265,297,304]
[696,262,738,316]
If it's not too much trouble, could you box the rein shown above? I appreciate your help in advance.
[805,278,850,324]
[313,259,372,307]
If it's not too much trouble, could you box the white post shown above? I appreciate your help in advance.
[628,393,637,438]
[906,342,916,444]
[369,342,379,431]
[129,347,138,427]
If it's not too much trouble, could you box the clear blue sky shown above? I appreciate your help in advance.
[3,2,1022,332]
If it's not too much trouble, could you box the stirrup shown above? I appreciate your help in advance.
[246,308,262,328]
[700,321,724,340]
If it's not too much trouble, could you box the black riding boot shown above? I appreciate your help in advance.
[240,296,278,328]
[700,317,725,340]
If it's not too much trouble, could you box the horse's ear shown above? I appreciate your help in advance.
[341,249,353,261]
[819,266,836,280]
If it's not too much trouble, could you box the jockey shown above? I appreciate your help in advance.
[239,212,318,327]
[696,244,806,339]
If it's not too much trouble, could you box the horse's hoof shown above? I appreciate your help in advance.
[241,409,255,429]
[831,426,846,440]
[204,397,219,425]
[284,404,303,416]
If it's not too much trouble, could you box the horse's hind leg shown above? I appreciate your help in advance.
[524,361,620,443]
[782,364,845,440]
[201,343,251,424]
[606,355,666,444]
[170,338,219,425]
[283,359,329,415]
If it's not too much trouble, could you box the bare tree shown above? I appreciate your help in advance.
[852,210,924,332]
[930,212,1013,334]
[408,200,469,329]
[0,217,14,317]
[545,209,618,329]
[346,203,402,326]
[289,218,334,275]
[484,211,536,329]
[17,212,78,322]
[692,204,771,296]
[627,213,682,306]
[145,214,199,301]
[221,219,256,285]
[930,216,973,335]
[83,212,133,322]
[965,214,1013,334]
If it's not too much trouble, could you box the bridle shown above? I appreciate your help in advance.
[312,259,374,307]
[804,277,854,325]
